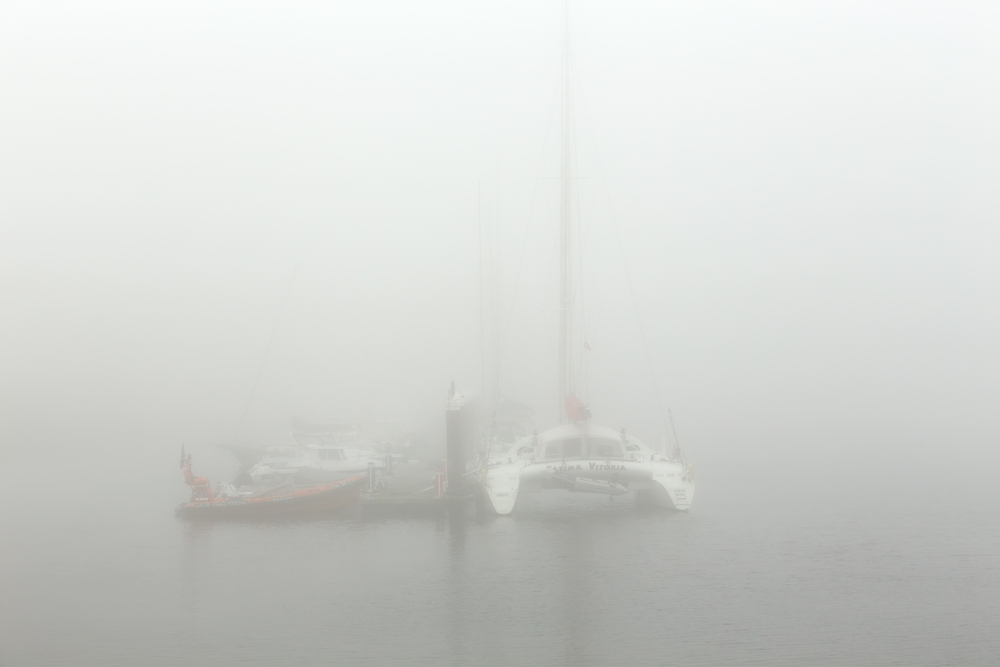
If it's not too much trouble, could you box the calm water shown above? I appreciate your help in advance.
[2,453,998,666]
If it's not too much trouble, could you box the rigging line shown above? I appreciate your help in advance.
[492,63,562,419]
[495,161,502,404]
[573,64,679,444]
[569,47,589,402]
[478,180,486,405]
[234,264,299,442]
[492,161,546,418]
[668,407,682,455]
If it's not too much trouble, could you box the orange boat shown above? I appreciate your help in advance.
[176,449,366,519]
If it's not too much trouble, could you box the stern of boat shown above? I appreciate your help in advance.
[635,461,695,510]
[481,463,522,515]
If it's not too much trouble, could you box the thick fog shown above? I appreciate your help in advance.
[3,1,997,478]
[3,2,1000,665]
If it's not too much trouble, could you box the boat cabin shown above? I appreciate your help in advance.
[519,423,637,462]
[315,447,346,461]
[540,436,625,460]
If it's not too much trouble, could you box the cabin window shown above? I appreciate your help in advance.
[625,445,639,452]
[562,439,582,458]
[543,439,584,459]
[592,441,624,458]
[543,439,627,460]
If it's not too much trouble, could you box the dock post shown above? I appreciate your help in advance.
[445,384,468,497]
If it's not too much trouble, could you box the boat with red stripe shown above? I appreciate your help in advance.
[176,449,366,519]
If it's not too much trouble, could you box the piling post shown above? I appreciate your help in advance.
[446,383,471,497]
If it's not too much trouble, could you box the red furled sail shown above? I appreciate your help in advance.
[565,394,591,423]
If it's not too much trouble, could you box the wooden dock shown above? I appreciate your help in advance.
[359,492,476,514]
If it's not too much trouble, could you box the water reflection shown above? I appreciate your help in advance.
[446,506,468,666]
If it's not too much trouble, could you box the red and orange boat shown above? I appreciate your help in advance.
[176,449,366,519]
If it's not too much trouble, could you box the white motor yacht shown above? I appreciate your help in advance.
[246,427,386,482]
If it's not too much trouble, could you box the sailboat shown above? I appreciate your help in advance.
[478,7,695,515]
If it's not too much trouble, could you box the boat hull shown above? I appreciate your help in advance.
[482,458,695,514]
[176,474,366,520]
[481,463,523,515]
[631,474,695,510]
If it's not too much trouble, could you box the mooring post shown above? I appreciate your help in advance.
[445,384,466,496]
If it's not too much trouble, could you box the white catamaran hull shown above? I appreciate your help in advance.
[481,458,694,515]
[482,463,524,515]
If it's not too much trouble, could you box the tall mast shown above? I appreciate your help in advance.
[558,1,572,421]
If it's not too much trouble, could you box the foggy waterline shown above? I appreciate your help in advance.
[3,453,998,666]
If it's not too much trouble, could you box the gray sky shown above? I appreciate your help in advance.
[2,1,997,481]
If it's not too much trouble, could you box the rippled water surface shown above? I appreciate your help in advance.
[2,456,998,666]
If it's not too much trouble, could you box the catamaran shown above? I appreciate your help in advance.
[478,8,695,515]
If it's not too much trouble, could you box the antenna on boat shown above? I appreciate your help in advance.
[478,179,486,407]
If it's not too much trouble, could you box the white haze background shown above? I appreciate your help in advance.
[1,1,998,502]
